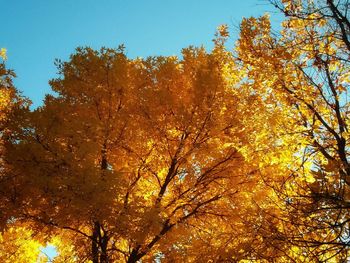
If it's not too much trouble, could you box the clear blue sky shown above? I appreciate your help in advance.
[1,0,281,108]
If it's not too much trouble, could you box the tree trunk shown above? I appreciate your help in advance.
[92,221,100,263]
[94,144,108,262]
[91,143,110,262]
[127,247,143,263]
[100,234,109,262]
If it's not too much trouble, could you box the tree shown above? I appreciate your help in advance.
[236,0,350,260]
[3,40,287,262]
[0,49,30,230]
[8,4,350,259]
[0,49,56,263]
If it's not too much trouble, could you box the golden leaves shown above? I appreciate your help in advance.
[0,226,44,263]
[217,24,229,38]
[6,2,350,260]
[0,48,6,60]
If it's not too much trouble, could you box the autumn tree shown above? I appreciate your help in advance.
[1,39,284,262]
[0,48,31,229]
[7,3,350,259]
[236,0,350,260]
[0,50,64,263]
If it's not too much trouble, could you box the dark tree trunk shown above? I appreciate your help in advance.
[127,247,143,263]
[92,221,100,263]
[91,143,109,262]
[99,143,109,262]
[100,234,109,262]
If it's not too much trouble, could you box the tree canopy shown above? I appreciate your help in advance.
[1,1,350,262]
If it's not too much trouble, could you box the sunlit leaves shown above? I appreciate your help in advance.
[0,48,6,60]
[3,1,350,261]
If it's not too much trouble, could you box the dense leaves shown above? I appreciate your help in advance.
[1,1,350,262]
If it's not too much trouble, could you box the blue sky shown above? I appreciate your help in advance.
[1,0,282,108]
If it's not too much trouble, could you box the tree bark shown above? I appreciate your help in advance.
[127,247,143,263]
[100,233,109,262]
[92,221,100,263]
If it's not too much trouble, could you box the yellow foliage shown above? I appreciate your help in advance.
[0,48,6,60]
[0,226,44,263]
